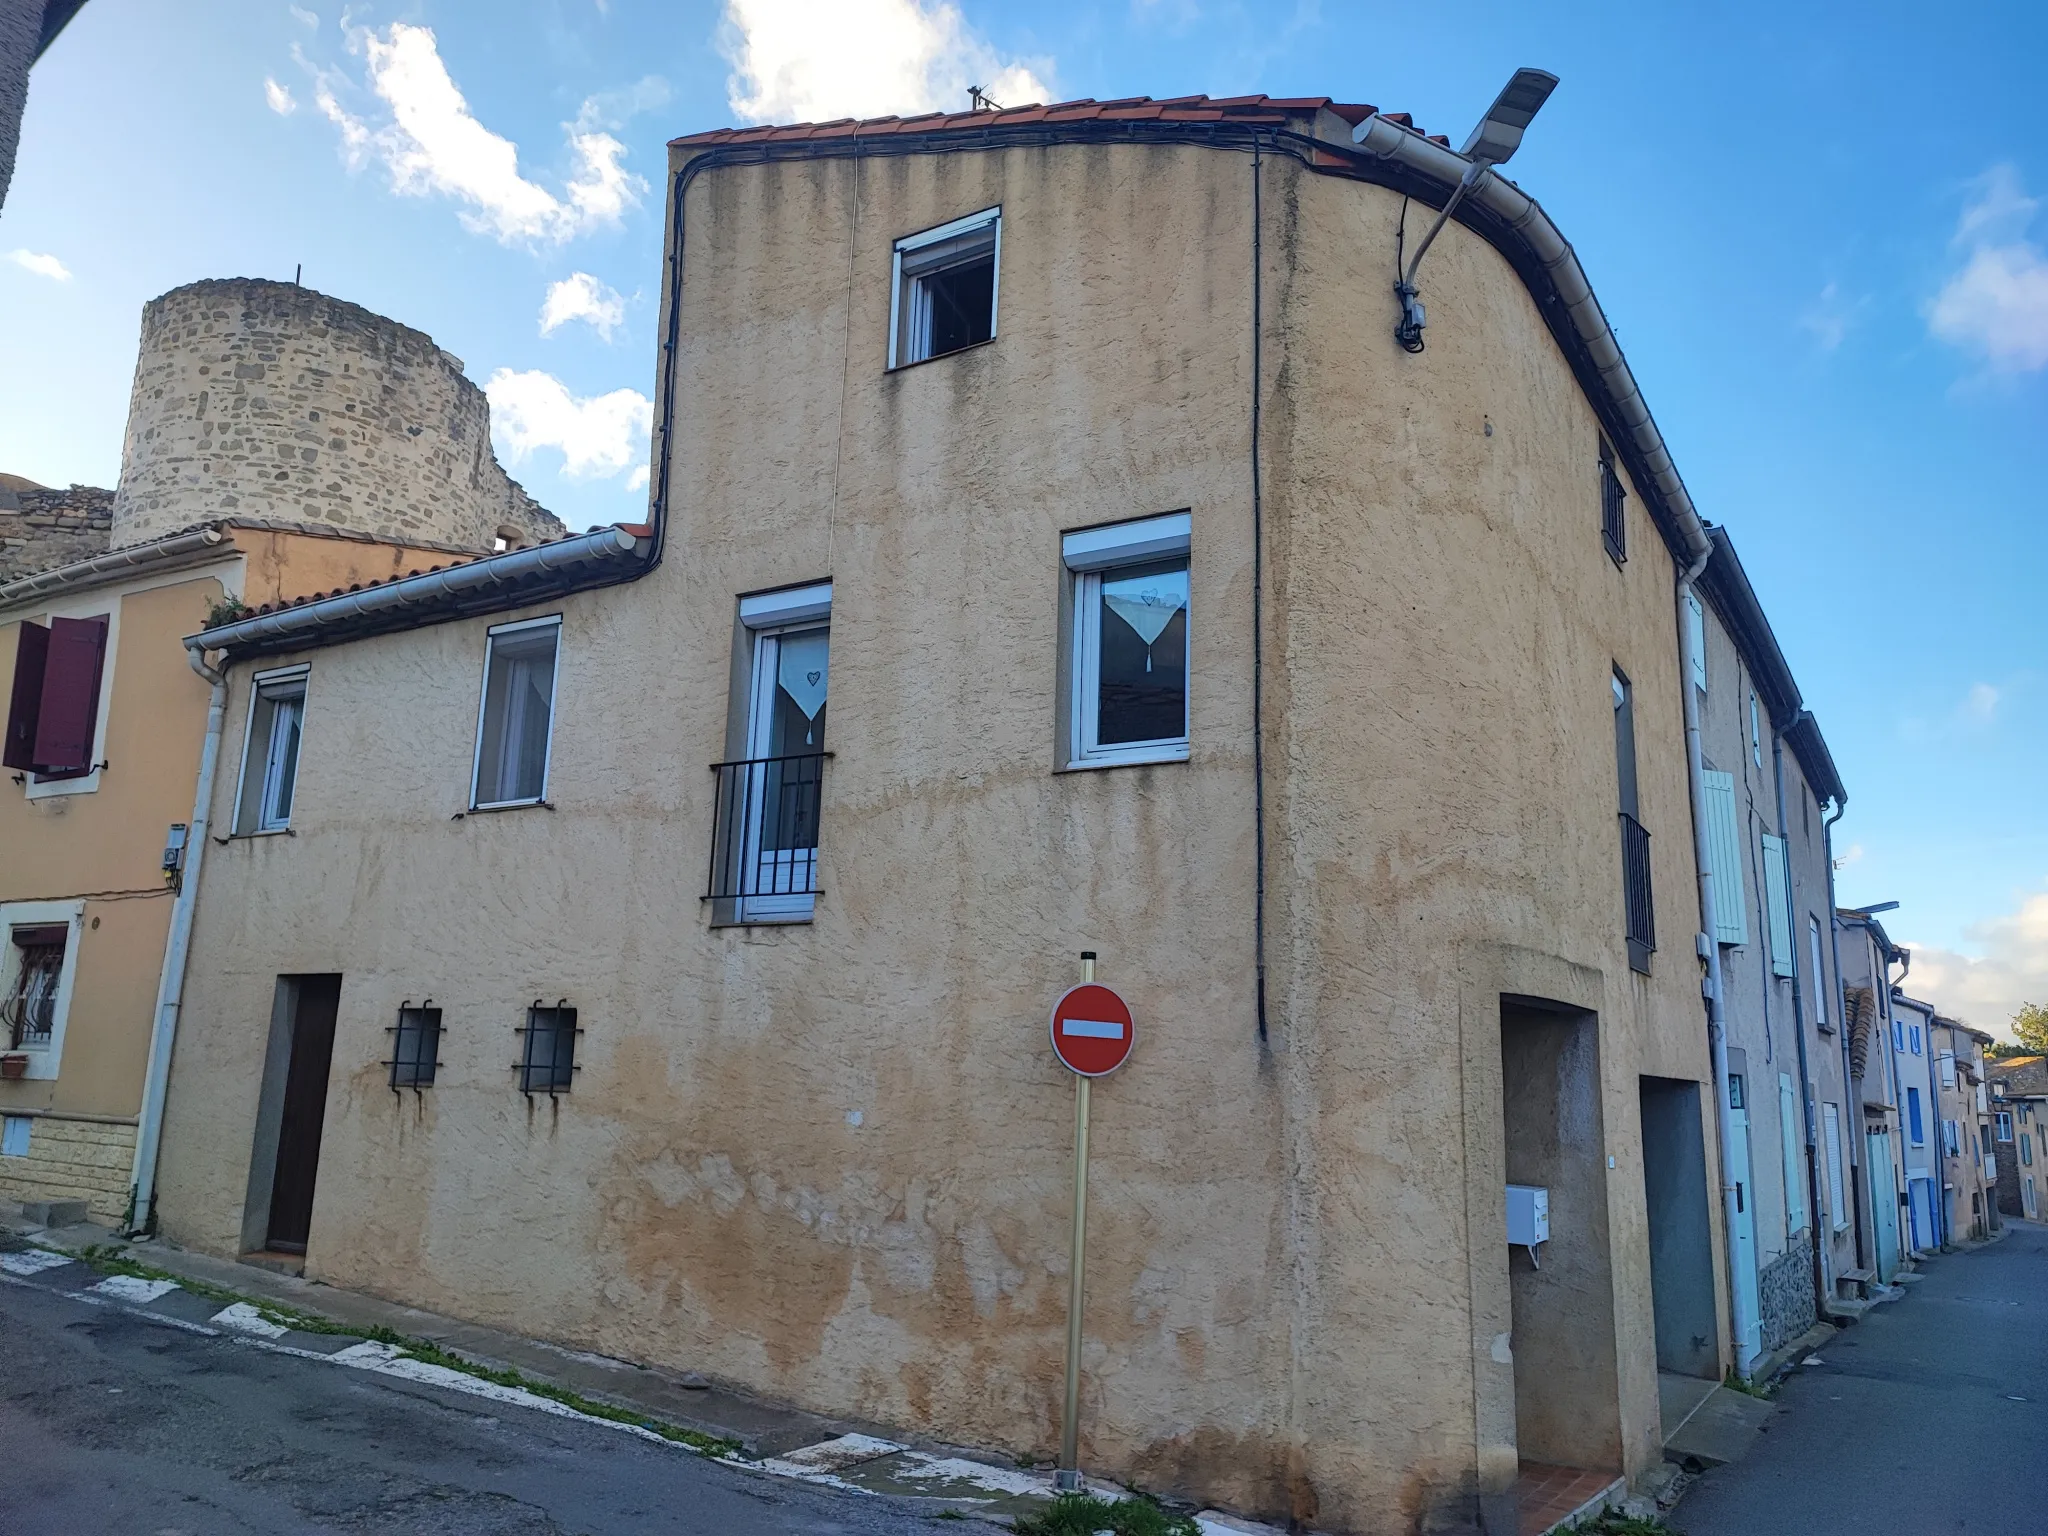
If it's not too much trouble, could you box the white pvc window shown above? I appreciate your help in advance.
[1064,513,1191,770]
[471,617,560,809]
[889,207,1000,368]
[735,583,833,922]
[234,666,308,835]
[1808,915,1829,1029]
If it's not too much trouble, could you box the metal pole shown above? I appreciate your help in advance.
[1055,951,1095,1494]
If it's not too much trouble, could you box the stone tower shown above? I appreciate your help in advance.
[111,279,565,552]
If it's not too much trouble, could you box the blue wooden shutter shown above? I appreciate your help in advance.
[1779,1072,1806,1233]
[3,621,51,771]
[1701,770,1747,945]
[1761,834,1794,977]
[31,615,108,773]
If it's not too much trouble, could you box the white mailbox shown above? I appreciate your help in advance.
[1506,1184,1550,1248]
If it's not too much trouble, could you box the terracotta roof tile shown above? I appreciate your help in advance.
[669,94,1394,150]
[234,524,633,620]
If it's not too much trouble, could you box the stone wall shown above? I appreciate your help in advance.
[1759,1245,1816,1352]
[0,482,114,582]
[0,1114,138,1225]
[113,279,565,553]
[0,0,36,213]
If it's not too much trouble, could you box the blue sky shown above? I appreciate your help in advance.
[4,1,2044,1032]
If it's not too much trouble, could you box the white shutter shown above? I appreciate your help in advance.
[1701,771,1748,945]
[1762,834,1794,977]
[1824,1102,1846,1230]
[1780,1073,1807,1234]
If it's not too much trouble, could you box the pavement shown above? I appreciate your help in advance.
[0,1209,1281,1534]
[1674,1223,2045,1534]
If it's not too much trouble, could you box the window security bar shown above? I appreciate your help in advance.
[1620,811,1656,956]
[386,1001,444,1091]
[705,753,829,902]
[515,1002,580,1095]
[2,940,63,1050]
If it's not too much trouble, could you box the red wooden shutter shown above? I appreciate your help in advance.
[3,622,51,772]
[31,615,109,774]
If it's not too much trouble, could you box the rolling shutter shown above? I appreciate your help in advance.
[30,615,108,774]
[1701,770,1748,946]
[3,621,51,771]
[1762,834,1795,977]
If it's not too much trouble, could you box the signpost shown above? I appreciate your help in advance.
[1049,953,1134,1492]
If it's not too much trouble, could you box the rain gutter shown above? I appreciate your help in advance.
[0,528,226,610]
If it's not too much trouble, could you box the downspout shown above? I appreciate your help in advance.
[1250,141,1268,1044]
[127,646,228,1233]
[1823,799,1866,1269]
[1772,731,1828,1309]
[1680,552,1759,1374]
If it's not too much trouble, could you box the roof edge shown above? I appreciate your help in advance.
[1699,525,1803,729]
[1786,710,1848,809]
[0,527,228,610]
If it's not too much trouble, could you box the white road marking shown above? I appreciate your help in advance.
[211,1302,289,1339]
[1,1250,74,1276]
[89,1275,180,1304]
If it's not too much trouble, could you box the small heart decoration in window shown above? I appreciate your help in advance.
[806,670,821,686]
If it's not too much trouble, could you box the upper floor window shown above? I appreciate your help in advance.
[1063,513,1190,770]
[471,616,560,809]
[1996,1110,2014,1142]
[1613,667,1654,974]
[3,924,65,1051]
[5,613,110,792]
[1809,915,1830,1031]
[1750,693,1763,768]
[1910,1023,1922,1055]
[234,666,307,834]
[890,207,1000,368]
[1684,591,1707,693]
[1598,436,1626,566]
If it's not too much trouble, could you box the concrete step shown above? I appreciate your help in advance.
[1663,1386,1776,1470]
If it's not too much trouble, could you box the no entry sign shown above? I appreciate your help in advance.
[1050,983,1135,1077]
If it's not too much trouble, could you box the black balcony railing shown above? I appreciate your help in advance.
[1620,811,1656,969]
[706,753,828,903]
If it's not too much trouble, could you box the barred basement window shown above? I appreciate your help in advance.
[387,1002,443,1089]
[516,1001,579,1095]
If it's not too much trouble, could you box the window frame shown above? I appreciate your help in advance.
[723,581,835,925]
[1063,512,1192,771]
[231,664,310,836]
[20,598,118,801]
[469,615,562,811]
[1808,915,1830,1030]
[0,901,83,1079]
[1996,1110,2013,1142]
[516,1002,579,1095]
[887,206,1002,371]
[387,1003,443,1090]
[1598,436,1627,567]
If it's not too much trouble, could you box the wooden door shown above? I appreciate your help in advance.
[266,975,340,1253]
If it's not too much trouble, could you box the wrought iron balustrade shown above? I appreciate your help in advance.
[1620,811,1656,959]
[705,753,828,902]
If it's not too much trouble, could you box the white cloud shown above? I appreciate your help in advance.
[539,273,627,340]
[1962,682,2001,724]
[265,76,298,115]
[309,23,645,246]
[627,464,650,493]
[7,249,71,282]
[290,4,319,27]
[1798,280,1859,352]
[485,368,652,480]
[1907,889,2048,1040]
[1928,165,2048,373]
[722,0,1053,124]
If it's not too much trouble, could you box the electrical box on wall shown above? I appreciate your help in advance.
[1506,1184,1550,1247]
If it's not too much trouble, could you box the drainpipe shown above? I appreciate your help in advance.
[1823,799,1866,1270]
[1772,733,1829,1311]
[127,646,228,1233]
[1679,554,1759,1376]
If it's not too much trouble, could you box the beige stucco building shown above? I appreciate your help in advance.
[154,97,1745,1531]
[0,277,561,1226]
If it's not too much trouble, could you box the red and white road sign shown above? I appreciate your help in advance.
[1049,983,1135,1077]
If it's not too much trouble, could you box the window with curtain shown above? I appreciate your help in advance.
[472,619,560,808]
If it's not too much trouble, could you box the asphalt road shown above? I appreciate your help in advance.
[1676,1221,2048,1534]
[0,1277,958,1536]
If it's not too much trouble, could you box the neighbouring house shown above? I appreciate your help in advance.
[1835,909,1909,1282]
[1688,526,1850,1360]
[154,93,1750,1532]
[0,277,562,1226]
[1888,993,1942,1253]
[0,0,87,211]
[1931,1017,1999,1242]
[1989,1081,2044,1222]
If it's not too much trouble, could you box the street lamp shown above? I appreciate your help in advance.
[1360,66,1559,352]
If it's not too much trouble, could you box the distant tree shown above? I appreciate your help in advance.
[2009,1002,2048,1056]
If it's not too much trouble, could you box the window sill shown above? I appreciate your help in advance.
[460,799,554,817]
[886,336,997,373]
[24,770,103,801]
[224,827,296,841]
[1061,744,1190,774]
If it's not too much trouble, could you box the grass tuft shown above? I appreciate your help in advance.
[1009,1492,1202,1536]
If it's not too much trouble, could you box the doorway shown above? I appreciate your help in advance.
[1866,1128,1900,1281]
[244,974,341,1256]
[1500,998,1620,1477]
[1639,1077,1718,1380]
[1723,1063,1763,1369]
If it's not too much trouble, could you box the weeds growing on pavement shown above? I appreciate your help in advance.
[1008,1492,1202,1536]
[1720,1368,1775,1399]
[70,1244,739,1457]
[1579,1511,1674,1535]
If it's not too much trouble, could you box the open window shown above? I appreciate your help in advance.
[471,617,560,809]
[890,207,1000,368]
[709,583,831,923]
[1063,513,1190,769]
[5,614,110,792]
[234,666,308,834]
